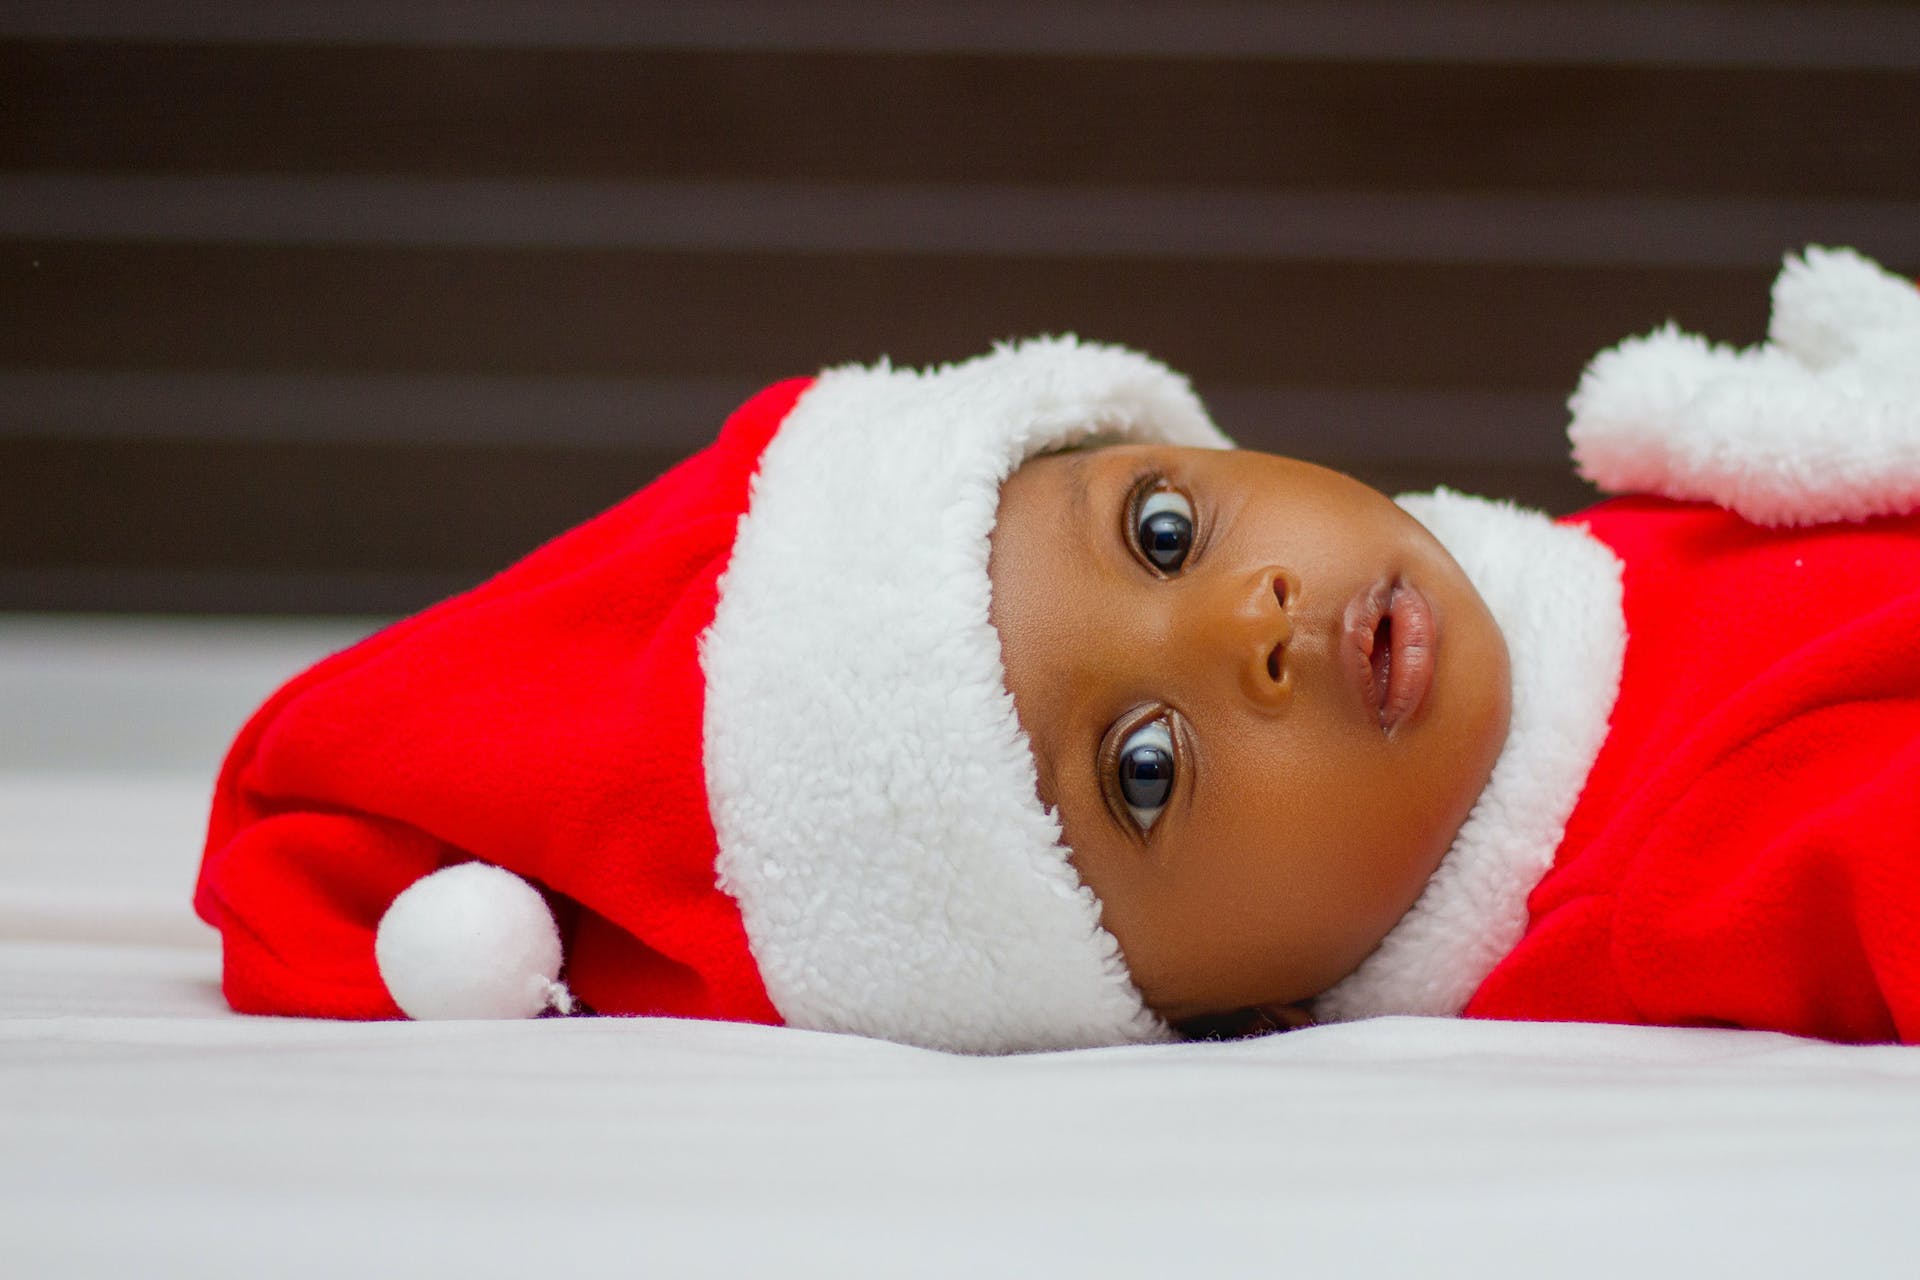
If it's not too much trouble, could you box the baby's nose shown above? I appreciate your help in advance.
[1237,567,1297,709]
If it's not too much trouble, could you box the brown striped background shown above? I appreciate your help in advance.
[5,1,1918,613]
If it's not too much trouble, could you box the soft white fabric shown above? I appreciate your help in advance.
[1315,491,1626,1021]
[12,617,1920,1278]
[703,338,1226,1053]
[1570,246,1920,526]
[375,862,571,1020]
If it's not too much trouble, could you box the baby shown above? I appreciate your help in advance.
[195,246,1920,1050]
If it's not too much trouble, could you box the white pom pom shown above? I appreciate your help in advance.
[375,863,569,1020]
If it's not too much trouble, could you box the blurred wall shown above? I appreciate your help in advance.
[4,1,1918,614]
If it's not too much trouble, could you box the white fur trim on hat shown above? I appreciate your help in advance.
[1312,490,1625,1022]
[1570,246,1920,526]
[701,337,1228,1053]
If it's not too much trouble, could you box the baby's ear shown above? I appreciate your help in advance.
[1174,1001,1313,1041]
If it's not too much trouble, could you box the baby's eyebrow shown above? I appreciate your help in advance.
[1063,448,1096,541]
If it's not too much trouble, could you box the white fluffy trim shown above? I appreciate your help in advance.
[375,863,573,1020]
[1313,490,1625,1022]
[1570,246,1920,526]
[702,337,1228,1053]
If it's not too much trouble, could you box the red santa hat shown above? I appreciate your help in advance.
[195,337,1229,1052]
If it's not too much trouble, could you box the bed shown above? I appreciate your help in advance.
[7,614,1920,1277]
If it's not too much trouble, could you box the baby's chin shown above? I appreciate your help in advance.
[1419,575,1513,852]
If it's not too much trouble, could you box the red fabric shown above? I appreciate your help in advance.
[195,379,811,1024]
[1465,497,1920,1041]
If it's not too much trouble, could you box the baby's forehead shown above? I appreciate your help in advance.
[1006,437,1173,495]
[998,438,1259,523]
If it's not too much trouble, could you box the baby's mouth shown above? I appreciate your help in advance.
[1369,613,1394,704]
[1344,580,1437,736]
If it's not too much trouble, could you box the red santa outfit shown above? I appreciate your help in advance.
[1315,247,1920,1043]
[1466,498,1920,1040]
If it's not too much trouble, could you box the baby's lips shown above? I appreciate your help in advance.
[1379,583,1437,735]
[1341,579,1437,735]
[1342,580,1392,725]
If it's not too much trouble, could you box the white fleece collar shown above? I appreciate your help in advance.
[1311,489,1626,1023]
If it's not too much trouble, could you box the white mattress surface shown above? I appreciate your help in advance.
[6,616,1920,1278]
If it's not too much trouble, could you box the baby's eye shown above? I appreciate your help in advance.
[1117,719,1176,831]
[1135,488,1194,573]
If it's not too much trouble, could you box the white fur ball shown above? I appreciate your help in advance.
[374,863,565,1020]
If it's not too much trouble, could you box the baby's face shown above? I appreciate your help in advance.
[988,444,1511,1027]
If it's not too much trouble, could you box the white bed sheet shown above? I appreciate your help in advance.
[6,616,1920,1279]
